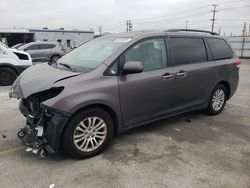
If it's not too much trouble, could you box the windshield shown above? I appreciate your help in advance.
[57,37,131,72]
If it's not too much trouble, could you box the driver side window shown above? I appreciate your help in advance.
[124,38,167,72]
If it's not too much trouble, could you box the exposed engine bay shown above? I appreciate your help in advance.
[17,87,67,157]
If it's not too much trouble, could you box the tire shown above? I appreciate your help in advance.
[205,84,227,115]
[0,67,17,86]
[50,55,61,63]
[62,108,114,159]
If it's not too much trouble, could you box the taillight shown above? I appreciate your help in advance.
[235,60,241,68]
[61,48,66,53]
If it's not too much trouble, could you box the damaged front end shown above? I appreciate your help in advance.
[16,87,70,156]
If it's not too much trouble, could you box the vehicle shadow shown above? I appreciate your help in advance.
[116,110,202,139]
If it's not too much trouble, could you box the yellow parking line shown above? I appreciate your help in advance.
[0,146,24,156]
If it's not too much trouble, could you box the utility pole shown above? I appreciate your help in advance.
[126,20,129,32]
[219,26,221,35]
[211,4,218,32]
[185,20,188,30]
[98,26,102,36]
[240,22,247,57]
[126,20,133,32]
[129,20,133,32]
[248,24,250,36]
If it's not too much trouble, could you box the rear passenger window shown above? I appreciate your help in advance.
[124,38,167,72]
[40,44,56,49]
[170,37,207,66]
[206,38,233,60]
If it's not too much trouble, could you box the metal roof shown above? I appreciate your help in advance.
[0,28,93,34]
[0,28,32,34]
[29,29,94,34]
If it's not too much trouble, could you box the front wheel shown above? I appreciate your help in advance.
[205,84,227,115]
[62,108,114,159]
[0,67,17,86]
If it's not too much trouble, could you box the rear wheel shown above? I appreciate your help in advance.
[50,55,61,63]
[205,84,227,115]
[62,108,114,159]
[0,67,17,86]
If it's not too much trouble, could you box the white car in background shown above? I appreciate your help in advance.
[0,42,32,86]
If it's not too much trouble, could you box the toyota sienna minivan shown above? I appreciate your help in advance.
[9,29,240,158]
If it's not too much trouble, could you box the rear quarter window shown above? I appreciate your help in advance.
[169,37,207,66]
[206,38,233,60]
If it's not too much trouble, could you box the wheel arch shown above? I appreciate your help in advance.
[217,81,230,100]
[69,103,120,136]
[50,54,61,61]
[0,63,19,75]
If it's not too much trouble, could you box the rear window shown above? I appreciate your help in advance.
[206,38,233,60]
[40,44,56,49]
[170,37,207,66]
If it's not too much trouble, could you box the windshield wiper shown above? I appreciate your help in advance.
[58,62,74,71]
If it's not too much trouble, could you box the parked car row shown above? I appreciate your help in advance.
[0,41,67,86]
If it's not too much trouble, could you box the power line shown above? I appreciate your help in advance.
[216,0,248,5]
[218,19,250,21]
[93,0,248,31]
[134,10,210,24]
[218,5,250,11]
[132,5,210,22]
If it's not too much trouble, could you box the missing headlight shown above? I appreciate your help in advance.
[23,87,64,119]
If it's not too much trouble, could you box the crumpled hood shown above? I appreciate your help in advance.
[9,63,79,98]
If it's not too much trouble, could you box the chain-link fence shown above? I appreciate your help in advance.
[227,36,250,58]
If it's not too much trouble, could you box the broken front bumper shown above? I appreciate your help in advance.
[18,100,71,154]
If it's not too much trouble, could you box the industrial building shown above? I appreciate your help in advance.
[0,28,94,49]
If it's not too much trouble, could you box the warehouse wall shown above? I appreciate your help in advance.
[227,36,250,58]
[33,31,94,49]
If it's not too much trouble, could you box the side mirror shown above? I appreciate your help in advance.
[123,61,143,74]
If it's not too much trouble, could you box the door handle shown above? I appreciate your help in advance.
[163,73,173,80]
[176,71,187,78]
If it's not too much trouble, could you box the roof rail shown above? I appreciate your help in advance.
[166,29,219,35]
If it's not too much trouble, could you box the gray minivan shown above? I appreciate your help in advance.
[9,29,240,158]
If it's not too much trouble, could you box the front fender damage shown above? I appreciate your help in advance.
[17,88,71,156]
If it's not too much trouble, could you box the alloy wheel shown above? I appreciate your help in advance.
[212,89,225,111]
[73,117,107,152]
